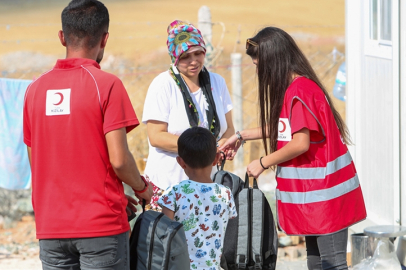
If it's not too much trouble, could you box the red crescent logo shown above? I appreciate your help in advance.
[53,92,64,105]
[279,120,286,133]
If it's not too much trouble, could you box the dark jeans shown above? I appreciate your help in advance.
[306,228,349,270]
[39,231,129,270]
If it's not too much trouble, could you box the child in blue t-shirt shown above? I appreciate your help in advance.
[158,127,237,270]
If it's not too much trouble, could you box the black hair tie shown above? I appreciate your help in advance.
[260,156,268,170]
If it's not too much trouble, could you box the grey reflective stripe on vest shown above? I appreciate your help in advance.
[236,190,249,267]
[276,174,360,204]
[251,189,263,268]
[276,151,353,180]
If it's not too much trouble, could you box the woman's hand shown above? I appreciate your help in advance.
[245,128,311,179]
[218,134,241,160]
[247,159,265,178]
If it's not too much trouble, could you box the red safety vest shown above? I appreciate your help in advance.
[276,77,366,235]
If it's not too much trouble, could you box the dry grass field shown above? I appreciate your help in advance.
[0,0,346,169]
[0,0,345,53]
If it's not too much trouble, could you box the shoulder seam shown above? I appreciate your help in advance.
[80,65,103,115]
[289,96,326,144]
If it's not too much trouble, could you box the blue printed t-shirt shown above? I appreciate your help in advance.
[158,180,237,270]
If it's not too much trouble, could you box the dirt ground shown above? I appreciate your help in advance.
[0,216,40,270]
[0,0,345,268]
[0,217,309,270]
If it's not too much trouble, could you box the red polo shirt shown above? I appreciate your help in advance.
[23,58,139,239]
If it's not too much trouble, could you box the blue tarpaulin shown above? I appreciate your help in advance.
[0,78,32,190]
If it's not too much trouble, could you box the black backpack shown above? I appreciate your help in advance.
[129,205,190,270]
[213,167,278,270]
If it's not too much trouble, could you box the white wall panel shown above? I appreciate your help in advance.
[346,0,401,230]
[359,56,394,225]
[400,0,406,226]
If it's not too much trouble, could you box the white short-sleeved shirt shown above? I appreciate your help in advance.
[142,71,233,189]
[158,180,237,270]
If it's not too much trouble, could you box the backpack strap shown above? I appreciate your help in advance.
[127,198,146,222]
[216,152,226,171]
[242,174,259,189]
[229,173,243,196]
[251,187,264,269]
[236,189,249,269]
[142,199,146,212]
[213,153,227,184]
[244,174,263,269]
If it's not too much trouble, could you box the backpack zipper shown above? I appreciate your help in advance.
[163,223,184,270]
[148,213,165,270]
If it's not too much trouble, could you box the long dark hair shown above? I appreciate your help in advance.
[246,27,351,155]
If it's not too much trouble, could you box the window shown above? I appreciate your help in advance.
[365,0,392,59]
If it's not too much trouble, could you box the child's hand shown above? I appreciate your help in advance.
[246,159,265,179]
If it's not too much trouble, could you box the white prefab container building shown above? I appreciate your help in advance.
[346,0,405,230]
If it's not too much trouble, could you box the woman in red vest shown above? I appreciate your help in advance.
[220,27,366,270]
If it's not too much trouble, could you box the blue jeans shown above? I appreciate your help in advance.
[39,231,129,270]
[306,229,349,270]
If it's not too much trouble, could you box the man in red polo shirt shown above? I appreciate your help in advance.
[23,1,152,269]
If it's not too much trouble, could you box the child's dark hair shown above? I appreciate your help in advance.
[61,0,109,49]
[178,127,217,169]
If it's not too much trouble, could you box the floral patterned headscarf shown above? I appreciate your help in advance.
[167,20,206,65]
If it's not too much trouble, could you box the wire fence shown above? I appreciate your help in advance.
[0,21,345,167]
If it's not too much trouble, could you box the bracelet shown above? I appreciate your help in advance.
[236,131,244,140]
[133,176,149,194]
[236,131,246,146]
[260,156,268,170]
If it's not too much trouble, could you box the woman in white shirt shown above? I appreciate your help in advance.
[142,20,235,210]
